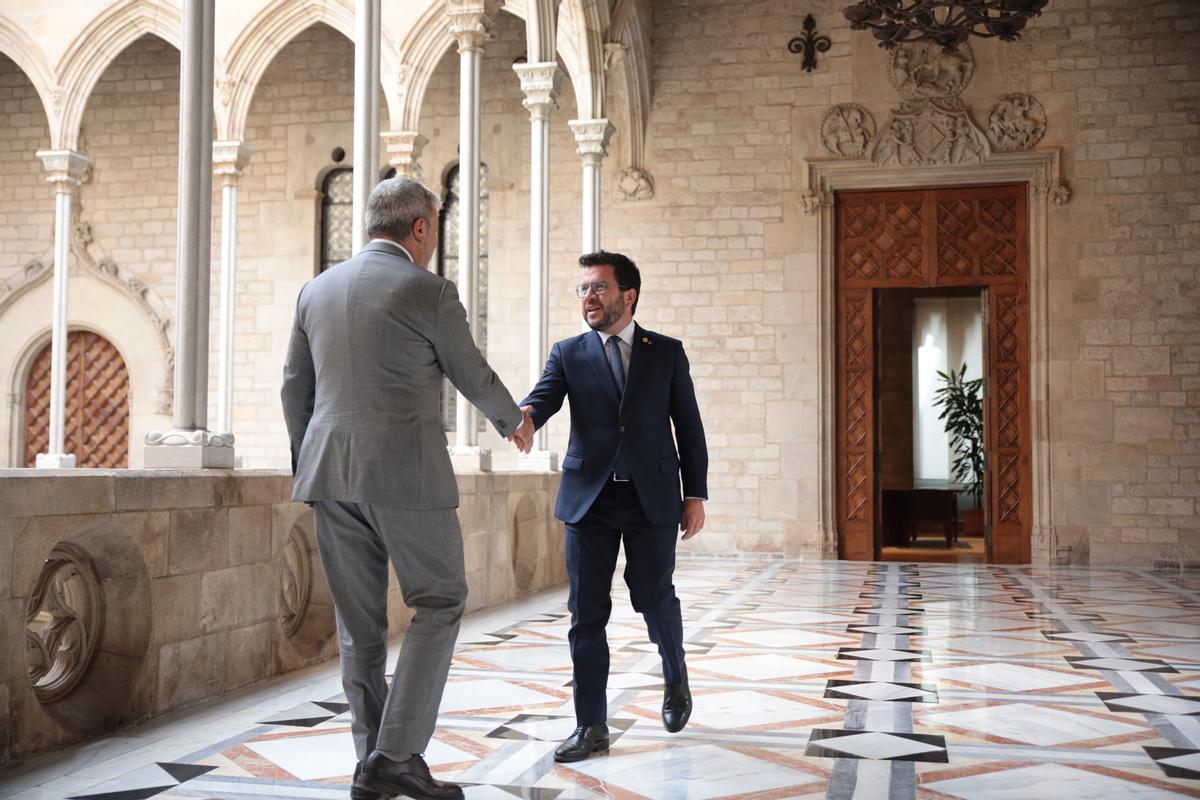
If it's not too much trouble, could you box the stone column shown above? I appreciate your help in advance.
[213,141,253,435]
[382,131,427,179]
[32,149,90,469]
[569,119,614,253]
[144,0,234,469]
[515,62,562,471]
[351,0,382,253]
[448,1,492,472]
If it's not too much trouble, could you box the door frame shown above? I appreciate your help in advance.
[806,150,1066,564]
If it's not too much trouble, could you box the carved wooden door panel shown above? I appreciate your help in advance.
[837,288,875,560]
[934,185,1026,286]
[986,283,1032,563]
[24,331,130,468]
[837,190,928,288]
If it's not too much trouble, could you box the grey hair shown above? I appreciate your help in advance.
[365,177,441,241]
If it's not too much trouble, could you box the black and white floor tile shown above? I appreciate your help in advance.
[2,559,1200,799]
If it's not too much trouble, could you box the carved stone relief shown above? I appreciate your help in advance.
[988,94,1047,151]
[24,542,104,703]
[873,101,988,167]
[889,41,975,100]
[616,168,655,200]
[821,105,876,159]
[280,525,312,637]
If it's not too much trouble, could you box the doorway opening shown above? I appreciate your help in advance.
[877,288,985,563]
[834,183,1032,564]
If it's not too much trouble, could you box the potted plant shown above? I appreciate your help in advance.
[933,364,985,535]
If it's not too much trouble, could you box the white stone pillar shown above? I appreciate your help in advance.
[351,0,382,253]
[515,62,562,471]
[144,0,233,469]
[33,149,89,469]
[213,141,253,436]
[569,119,614,253]
[382,130,427,179]
[448,1,492,472]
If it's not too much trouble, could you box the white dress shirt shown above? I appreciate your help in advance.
[369,238,416,264]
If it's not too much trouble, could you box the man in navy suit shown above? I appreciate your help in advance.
[518,251,708,762]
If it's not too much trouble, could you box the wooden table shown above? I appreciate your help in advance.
[882,488,960,548]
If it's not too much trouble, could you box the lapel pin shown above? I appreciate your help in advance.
[642,337,651,344]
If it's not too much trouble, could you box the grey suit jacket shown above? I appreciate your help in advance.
[281,240,522,508]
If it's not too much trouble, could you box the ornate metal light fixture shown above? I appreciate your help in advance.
[843,0,1049,51]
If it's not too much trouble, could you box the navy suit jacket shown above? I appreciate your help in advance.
[521,323,708,527]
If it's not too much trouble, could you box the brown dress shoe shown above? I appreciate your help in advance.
[355,752,464,800]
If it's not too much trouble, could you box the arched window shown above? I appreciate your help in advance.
[437,163,489,432]
[319,167,353,273]
[23,331,130,468]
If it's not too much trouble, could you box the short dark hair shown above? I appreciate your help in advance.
[579,250,641,315]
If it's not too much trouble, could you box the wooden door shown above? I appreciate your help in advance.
[24,331,130,468]
[986,284,1032,563]
[835,183,1030,562]
[837,288,875,560]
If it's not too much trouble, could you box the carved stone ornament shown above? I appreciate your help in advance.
[801,190,832,215]
[821,104,876,159]
[24,542,104,703]
[0,200,176,414]
[988,94,1047,151]
[144,429,235,447]
[889,41,975,100]
[872,100,989,167]
[617,168,655,200]
[280,526,312,637]
[1043,178,1071,206]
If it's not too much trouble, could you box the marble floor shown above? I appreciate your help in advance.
[2,559,1200,799]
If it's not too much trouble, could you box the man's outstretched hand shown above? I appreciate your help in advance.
[508,406,535,454]
[681,498,705,541]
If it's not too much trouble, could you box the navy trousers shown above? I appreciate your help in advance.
[565,479,686,726]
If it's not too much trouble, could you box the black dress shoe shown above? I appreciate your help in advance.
[350,762,384,800]
[662,665,692,733]
[553,725,610,762]
[356,752,463,800]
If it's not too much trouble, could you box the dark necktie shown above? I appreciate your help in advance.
[606,335,626,396]
[606,335,629,479]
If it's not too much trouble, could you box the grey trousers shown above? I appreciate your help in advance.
[313,500,467,761]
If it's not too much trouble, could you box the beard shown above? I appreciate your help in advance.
[584,293,627,331]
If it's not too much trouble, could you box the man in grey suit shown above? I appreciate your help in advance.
[281,177,532,800]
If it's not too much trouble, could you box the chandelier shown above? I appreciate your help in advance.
[843,0,1049,51]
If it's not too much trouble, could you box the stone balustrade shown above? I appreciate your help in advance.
[0,468,563,766]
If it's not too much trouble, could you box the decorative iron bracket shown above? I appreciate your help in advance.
[789,15,831,73]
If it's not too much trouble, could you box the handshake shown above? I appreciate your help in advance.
[507,405,536,454]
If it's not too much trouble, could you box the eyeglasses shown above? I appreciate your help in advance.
[574,282,631,298]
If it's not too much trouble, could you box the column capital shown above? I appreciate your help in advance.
[569,119,615,163]
[35,149,90,187]
[382,130,428,178]
[515,62,563,120]
[447,0,494,52]
[212,140,254,184]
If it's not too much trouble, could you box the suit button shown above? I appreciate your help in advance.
[618,426,625,433]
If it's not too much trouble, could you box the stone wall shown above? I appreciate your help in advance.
[0,468,563,767]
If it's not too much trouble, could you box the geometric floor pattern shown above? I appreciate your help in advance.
[2,559,1199,799]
